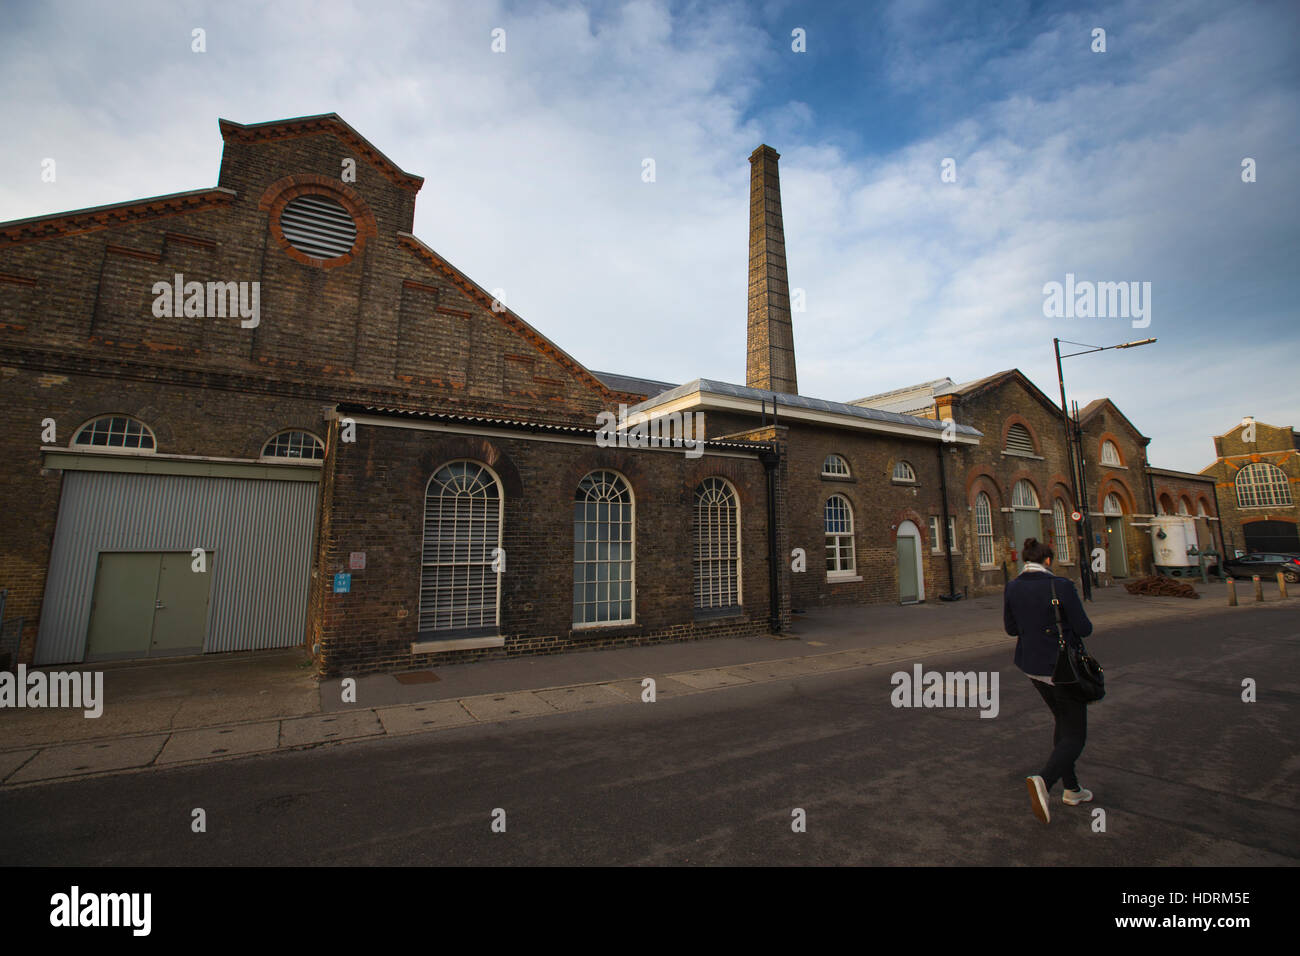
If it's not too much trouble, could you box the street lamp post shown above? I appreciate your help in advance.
[1053,336,1156,601]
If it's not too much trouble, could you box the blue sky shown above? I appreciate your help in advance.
[1,0,1296,471]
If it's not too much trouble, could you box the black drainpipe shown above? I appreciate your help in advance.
[936,439,961,601]
[763,394,782,633]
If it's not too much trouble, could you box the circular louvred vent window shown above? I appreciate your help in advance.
[278,194,357,259]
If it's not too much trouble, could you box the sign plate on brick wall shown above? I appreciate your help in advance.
[333,572,351,594]
[349,551,366,570]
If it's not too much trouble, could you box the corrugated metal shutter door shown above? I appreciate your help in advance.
[36,472,318,665]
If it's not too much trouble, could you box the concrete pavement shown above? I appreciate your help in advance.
[1,576,1292,788]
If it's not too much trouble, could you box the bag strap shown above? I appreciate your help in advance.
[1049,577,1066,648]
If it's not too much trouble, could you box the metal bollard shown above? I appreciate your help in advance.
[1227,577,1237,606]
[1279,572,1289,599]
[1254,575,1263,602]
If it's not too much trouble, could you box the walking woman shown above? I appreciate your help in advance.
[1004,537,1094,824]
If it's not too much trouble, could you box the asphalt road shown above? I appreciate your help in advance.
[2,607,1297,866]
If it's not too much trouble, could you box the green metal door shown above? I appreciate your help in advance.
[1106,518,1129,577]
[86,552,159,659]
[1012,510,1043,572]
[898,535,919,603]
[150,551,211,653]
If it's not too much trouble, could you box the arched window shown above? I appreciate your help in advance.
[1157,493,1173,515]
[262,430,324,460]
[1197,499,1209,517]
[1004,423,1035,455]
[1177,497,1190,515]
[72,415,156,452]
[1053,499,1072,563]
[825,495,856,574]
[1100,440,1122,466]
[694,478,740,611]
[892,461,916,482]
[1236,462,1292,508]
[1012,480,1039,509]
[822,454,850,477]
[975,492,995,566]
[420,461,502,633]
[1104,493,1124,516]
[574,471,634,626]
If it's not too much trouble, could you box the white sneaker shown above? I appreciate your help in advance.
[1063,787,1093,805]
[1026,775,1051,823]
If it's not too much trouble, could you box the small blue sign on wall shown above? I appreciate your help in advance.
[333,572,351,594]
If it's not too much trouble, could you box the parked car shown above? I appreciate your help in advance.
[1223,552,1300,583]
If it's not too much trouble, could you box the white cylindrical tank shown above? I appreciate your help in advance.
[1151,515,1196,569]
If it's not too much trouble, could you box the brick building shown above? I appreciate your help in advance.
[1200,418,1299,555]
[0,114,1215,674]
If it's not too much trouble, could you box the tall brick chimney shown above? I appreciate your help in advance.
[747,144,798,395]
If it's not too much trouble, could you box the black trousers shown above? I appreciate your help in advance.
[1030,679,1087,791]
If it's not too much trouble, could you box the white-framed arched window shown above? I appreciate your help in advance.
[1236,462,1292,508]
[574,470,634,626]
[262,429,324,461]
[1053,499,1072,563]
[822,454,850,477]
[694,478,741,611]
[1197,499,1209,517]
[975,492,995,566]
[1176,497,1190,515]
[1012,480,1039,509]
[72,415,156,452]
[892,461,916,483]
[825,494,856,575]
[1101,440,1122,466]
[1104,493,1124,516]
[420,461,503,633]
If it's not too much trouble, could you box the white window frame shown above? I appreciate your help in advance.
[893,460,916,483]
[573,470,636,628]
[420,460,504,634]
[928,516,943,553]
[1101,440,1122,466]
[1236,462,1292,508]
[261,429,325,461]
[694,477,742,611]
[947,516,958,553]
[975,493,995,567]
[1053,499,1072,564]
[822,454,851,478]
[825,494,857,577]
[71,415,157,454]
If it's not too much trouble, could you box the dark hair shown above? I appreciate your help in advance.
[1022,537,1054,564]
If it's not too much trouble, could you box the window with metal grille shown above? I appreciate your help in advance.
[420,461,502,633]
[262,430,324,460]
[822,453,850,477]
[825,495,856,574]
[1104,493,1124,516]
[1101,440,1122,466]
[72,415,156,451]
[975,493,995,566]
[1004,423,1035,455]
[1012,479,1039,509]
[1053,499,1072,563]
[893,461,916,482]
[693,478,740,610]
[279,194,357,259]
[1236,462,1292,508]
[573,471,634,626]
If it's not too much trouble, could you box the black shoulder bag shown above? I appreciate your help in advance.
[1049,578,1105,702]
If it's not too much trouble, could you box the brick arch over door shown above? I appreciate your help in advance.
[891,508,928,546]
[1001,415,1043,455]
[1097,477,1137,515]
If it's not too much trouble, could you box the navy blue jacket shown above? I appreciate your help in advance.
[1004,570,1093,677]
